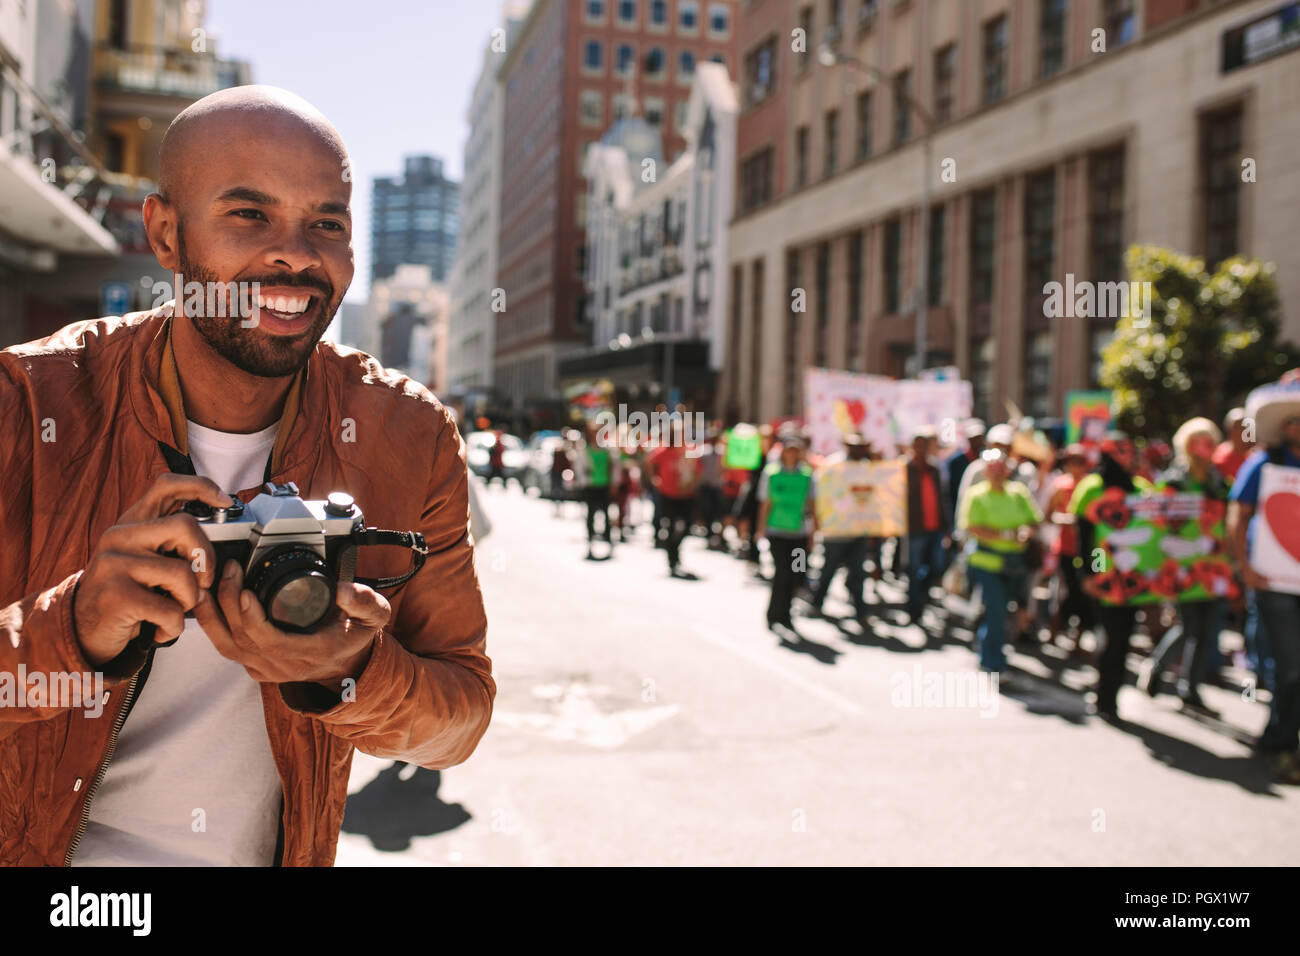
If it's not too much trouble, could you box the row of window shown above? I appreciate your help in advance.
[584,0,729,36]
[579,88,690,132]
[582,38,727,77]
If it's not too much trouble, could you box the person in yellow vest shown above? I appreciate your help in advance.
[758,433,818,633]
[959,449,1043,675]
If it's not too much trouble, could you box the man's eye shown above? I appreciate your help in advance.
[316,220,345,232]
[232,208,266,220]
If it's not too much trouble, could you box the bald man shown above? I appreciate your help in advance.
[0,87,494,866]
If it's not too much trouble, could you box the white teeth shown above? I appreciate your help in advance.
[255,294,310,314]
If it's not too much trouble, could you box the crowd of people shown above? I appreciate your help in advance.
[488,385,1300,787]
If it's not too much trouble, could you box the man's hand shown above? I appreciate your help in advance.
[1239,566,1270,593]
[193,559,390,695]
[73,474,229,668]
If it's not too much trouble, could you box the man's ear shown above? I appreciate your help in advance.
[143,193,180,271]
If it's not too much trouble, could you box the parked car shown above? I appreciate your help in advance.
[465,431,527,486]
[521,431,567,496]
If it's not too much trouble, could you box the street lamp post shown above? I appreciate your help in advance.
[819,28,935,376]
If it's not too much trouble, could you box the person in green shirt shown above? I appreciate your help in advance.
[758,433,818,633]
[959,449,1043,674]
[580,424,618,560]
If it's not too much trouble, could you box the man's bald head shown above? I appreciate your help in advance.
[158,85,347,205]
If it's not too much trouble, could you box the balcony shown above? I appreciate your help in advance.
[95,44,251,115]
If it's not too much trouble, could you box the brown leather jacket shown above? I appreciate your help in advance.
[0,304,494,866]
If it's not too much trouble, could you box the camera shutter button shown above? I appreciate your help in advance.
[324,492,355,517]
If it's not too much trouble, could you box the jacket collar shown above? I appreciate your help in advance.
[128,301,317,478]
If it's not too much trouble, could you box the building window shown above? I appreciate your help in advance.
[680,0,699,32]
[744,37,777,107]
[933,44,956,125]
[645,46,666,78]
[650,0,667,26]
[824,109,839,177]
[928,205,946,307]
[1104,0,1136,48]
[618,0,637,24]
[580,89,604,127]
[858,0,880,32]
[710,52,726,66]
[1088,146,1125,282]
[970,188,996,305]
[795,126,809,188]
[679,50,696,81]
[1025,169,1056,317]
[617,43,635,74]
[847,230,864,371]
[815,242,830,367]
[893,69,911,146]
[751,258,765,416]
[982,15,1007,104]
[971,337,995,421]
[1040,0,1066,79]
[586,0,606,20]
[1201,104,1243,267]
[1024,332,1053,417]
[884,217,902,314]
[740,147,774,213]
[798,6,813,72]
[1089,327,1114,388]
[709,3,730,36]
[786,250,802,413]
[856,91,873,161]
[828,0,844,31]
[613,93,634,119]
[584,40,604,71]
[644,96,666,126]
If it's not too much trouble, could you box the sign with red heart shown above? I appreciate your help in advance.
[1253,464,1300,595]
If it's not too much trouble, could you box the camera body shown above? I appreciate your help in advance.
[185,482,422,633]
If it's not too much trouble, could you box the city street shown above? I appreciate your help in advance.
[336,483,1299,866]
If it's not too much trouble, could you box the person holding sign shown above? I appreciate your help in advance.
[1228,377,1300,784]
[1070,432,1154,720]
[958,450,1043,675]
[758,433,818,633]
[1142,418,1229,717]
[807,434,875,623]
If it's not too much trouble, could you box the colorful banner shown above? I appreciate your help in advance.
[723,425,762,470]
[1251,464,1300,595]
[1086,489,1237,605]
[803,368,972,459]
[814,459,906,538]
[1065,390,1112,445]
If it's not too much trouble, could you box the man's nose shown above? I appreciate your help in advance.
[263,221,324,274]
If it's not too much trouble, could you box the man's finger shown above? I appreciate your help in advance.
[123,473,234,522]
[105,551,203,612]
[192,590,239,660]
[100,513,219,589]
[335,582,391,630]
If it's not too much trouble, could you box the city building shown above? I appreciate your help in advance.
[726,0,1300,425]
[369,264,449,392]
[370,155,460,286]
[494,0,740,411]
[447,3,528,391]
[564,60,738,413]
[1,0,251,345]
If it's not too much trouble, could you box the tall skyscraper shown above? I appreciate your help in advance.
[370,155,461,286]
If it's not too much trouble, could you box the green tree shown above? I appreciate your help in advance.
[1099,246,1299,439]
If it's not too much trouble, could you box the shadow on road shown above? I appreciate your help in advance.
[342,763,472,852]
[1098,719,1281,796]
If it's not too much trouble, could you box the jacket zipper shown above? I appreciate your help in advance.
[62,670,142,866]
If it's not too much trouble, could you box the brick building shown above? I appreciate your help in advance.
[724,0,1300,425]
[495,0,740,409]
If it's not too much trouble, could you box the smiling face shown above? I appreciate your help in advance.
[146,92,353,378]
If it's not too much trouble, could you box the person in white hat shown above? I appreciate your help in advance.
[1228,374,1300,784]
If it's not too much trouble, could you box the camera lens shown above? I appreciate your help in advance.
[245,546,336,632]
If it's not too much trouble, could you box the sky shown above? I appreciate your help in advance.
[205,0,508,304]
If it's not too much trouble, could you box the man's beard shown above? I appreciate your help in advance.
[176,230,340,378]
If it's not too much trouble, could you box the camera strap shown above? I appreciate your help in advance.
[342,528,429,590]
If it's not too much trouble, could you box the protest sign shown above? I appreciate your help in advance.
[815,459,906,538]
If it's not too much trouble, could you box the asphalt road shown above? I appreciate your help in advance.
[334,483,1297,866]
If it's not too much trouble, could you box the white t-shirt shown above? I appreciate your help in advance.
[72,420,285,866]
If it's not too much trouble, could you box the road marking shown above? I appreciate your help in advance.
[690,625,865,717]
